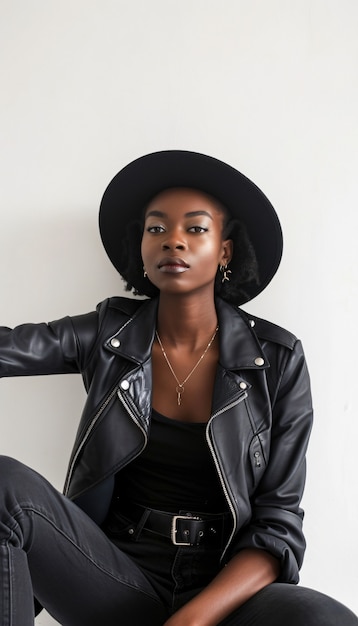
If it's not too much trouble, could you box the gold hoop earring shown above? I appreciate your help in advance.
[220,264,231,283]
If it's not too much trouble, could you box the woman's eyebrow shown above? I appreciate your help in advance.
[185,211,213,220]
[145,210,213,220]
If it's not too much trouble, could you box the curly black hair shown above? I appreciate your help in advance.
[118,205,260,306]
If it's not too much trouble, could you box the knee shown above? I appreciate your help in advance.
[257,584,358,626]
[294,587,358,626]
[0,455,39,495]
[0,454,20,477]
[0,454,26,478]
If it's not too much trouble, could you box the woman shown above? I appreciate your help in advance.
[0,151,356,625]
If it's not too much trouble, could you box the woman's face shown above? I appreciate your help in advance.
[141,188,232,297]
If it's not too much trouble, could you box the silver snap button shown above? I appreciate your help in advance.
[250,319,255,327]
[239,382,247,390]
[254,357,265,366]
[110,338,120,348]
[120,380,130,390]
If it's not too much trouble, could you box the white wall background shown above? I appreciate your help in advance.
[0,1,357,623]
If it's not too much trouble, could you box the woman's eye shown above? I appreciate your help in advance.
[147,225,165,233]
[188,226,208,233]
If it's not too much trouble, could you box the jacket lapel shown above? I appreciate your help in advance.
[216,299,268,371]
[102,297,270,423]
[210,299,270,417]
[105,297,158,364]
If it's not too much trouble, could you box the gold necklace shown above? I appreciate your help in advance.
[155,326,219,406]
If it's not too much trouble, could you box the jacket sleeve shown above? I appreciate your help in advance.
[0,311,99,378]
[229,339,313,583]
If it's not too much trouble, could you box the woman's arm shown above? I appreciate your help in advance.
[0,311,99,377]
[163,548,279,626]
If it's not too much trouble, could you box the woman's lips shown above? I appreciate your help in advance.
[158,257,190,273]
[159,265,189,274]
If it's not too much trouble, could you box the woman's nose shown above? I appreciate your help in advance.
[161,230,187,250]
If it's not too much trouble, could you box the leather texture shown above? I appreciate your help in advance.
[0,296,313,583]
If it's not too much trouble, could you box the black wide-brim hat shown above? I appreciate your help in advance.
[99,150,283,304]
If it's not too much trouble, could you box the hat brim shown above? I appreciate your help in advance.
[99,150,283,304]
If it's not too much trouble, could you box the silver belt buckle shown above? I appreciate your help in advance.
[171,514,199,546]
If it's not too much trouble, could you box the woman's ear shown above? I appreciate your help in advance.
[221,239,233,266]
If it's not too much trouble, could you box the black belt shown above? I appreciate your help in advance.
[120,502,230,547]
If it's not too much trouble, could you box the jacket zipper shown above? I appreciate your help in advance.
[254,451,261,467]
[206,391,248,562]
[116,387,148,459]
[64,385,119,496]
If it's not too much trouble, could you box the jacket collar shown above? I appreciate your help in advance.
[105,297,269,372]
[105,298,157,364]
[215,298,269,370]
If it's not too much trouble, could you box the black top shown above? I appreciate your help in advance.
[113,409,228,513]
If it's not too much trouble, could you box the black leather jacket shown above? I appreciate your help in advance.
[0,296,313,583]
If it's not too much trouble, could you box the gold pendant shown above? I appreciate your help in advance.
[176,384,184,406]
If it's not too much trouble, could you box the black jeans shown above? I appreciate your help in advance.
[0,456,357,626]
